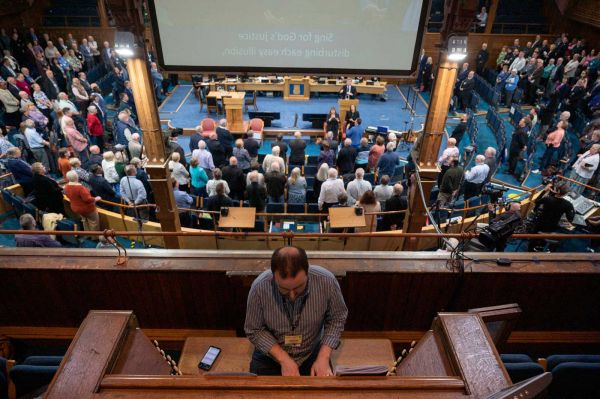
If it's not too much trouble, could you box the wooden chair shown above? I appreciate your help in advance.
[244,91,257,112]
[206,96,220,115]
[198,88,207,112]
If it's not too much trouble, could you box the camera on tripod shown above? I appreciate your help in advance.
[481,184,509,204]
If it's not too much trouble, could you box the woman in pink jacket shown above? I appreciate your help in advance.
[541,120,567,170]
[64,116,89,162]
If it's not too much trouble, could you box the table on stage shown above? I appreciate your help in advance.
[178,337,395,375]
[217,207,256,229]
[206,91,246,101]
[202,79,387,96]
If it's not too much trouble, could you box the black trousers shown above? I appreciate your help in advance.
[508,151,520,175]
[249,346,320,376]
[463,181,482,200]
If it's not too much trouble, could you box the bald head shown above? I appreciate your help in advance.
[476,154,485,164]
[229,156,237,166]
[271,246,309,279]
[448,138,457,147]
[393,183,404,195]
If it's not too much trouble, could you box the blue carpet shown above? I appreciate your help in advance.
[158,85,193,114]
[159,85,427,132]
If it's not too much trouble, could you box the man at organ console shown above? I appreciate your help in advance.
[244,246,348,376]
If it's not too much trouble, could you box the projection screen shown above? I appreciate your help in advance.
[148,0,429,75]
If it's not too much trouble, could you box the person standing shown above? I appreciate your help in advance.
[504,69,520,108]
[289,131,306,167]
[438,138,459,186]
[527,182,574,252]
[508,118,529,177]
[570,144,600,195]
[458,71,475,111]
[64,170,101,234]
[540,121,567,170]
[476,43,489,75]
[463,155,490,199]
[244,246,347,376]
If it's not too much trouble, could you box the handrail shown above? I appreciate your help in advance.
[2,229,600,241]
[176,207,407,218]
[555,174,600,193]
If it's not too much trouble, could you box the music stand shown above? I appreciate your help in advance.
[218,208,256,229]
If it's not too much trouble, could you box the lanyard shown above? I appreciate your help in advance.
[284,294,307,332]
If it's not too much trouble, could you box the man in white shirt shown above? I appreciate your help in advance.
[55,92,80,114]
[346,168,372,205]
[463,155,490,200]
[438,138,459,186]
[318,168,346,211]
[570,144,600,195]
[262,146,285,173]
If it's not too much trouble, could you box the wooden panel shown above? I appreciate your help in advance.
[436,314,511,397]
[179,337,254,375]
[45,310,133,399]
[0,251,599,342]
[111,328,171,375]
[396,331,455,377]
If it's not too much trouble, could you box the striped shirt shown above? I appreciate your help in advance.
[244,265,348,365]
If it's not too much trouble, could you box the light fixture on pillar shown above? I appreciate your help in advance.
[447,35,468,61]
[114,31,137,58]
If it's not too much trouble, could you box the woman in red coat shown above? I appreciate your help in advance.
[64,170,101,234]
[86,105,105,150]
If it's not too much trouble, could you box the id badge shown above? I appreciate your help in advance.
[284,335,303,347]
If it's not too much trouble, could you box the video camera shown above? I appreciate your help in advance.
[481,184,509,204]
[477,212,522,250]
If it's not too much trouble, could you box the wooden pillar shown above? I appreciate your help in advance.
[484,0,499,34]
[98,0,109,28]
[127,52,182,249]
[402,55,459,251]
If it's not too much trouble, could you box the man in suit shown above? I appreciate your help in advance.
[271,134,288,160]
[208,132,227,168]
[0,58,17,80]
[222,156,246,200]
[475,43,489,75]
[336,138,357,175]
[216,119,233,157]
[458,71,475,111]
[289,131,306,166]
[339,78,357,99]
[381,184,407,231]
[41,69,60,101]
[190,125,204,154]
[101,41,113,67]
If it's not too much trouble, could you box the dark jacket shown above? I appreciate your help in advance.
[289,138,306,165]
[189,133,204,154]
[271,139,288,158]
[32,173,65,214]
[381,194,408,230]
[244,138,259,158]
[216,127,233,156]
[208,139,226,167]
[509,127,528,154]
[89,174,120,203]
[222,165,246,198]
[245,181,267,212]
[205,194,233,213]
[440,165,464,194]
[336,146,357,174]
[265,171,286,199]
